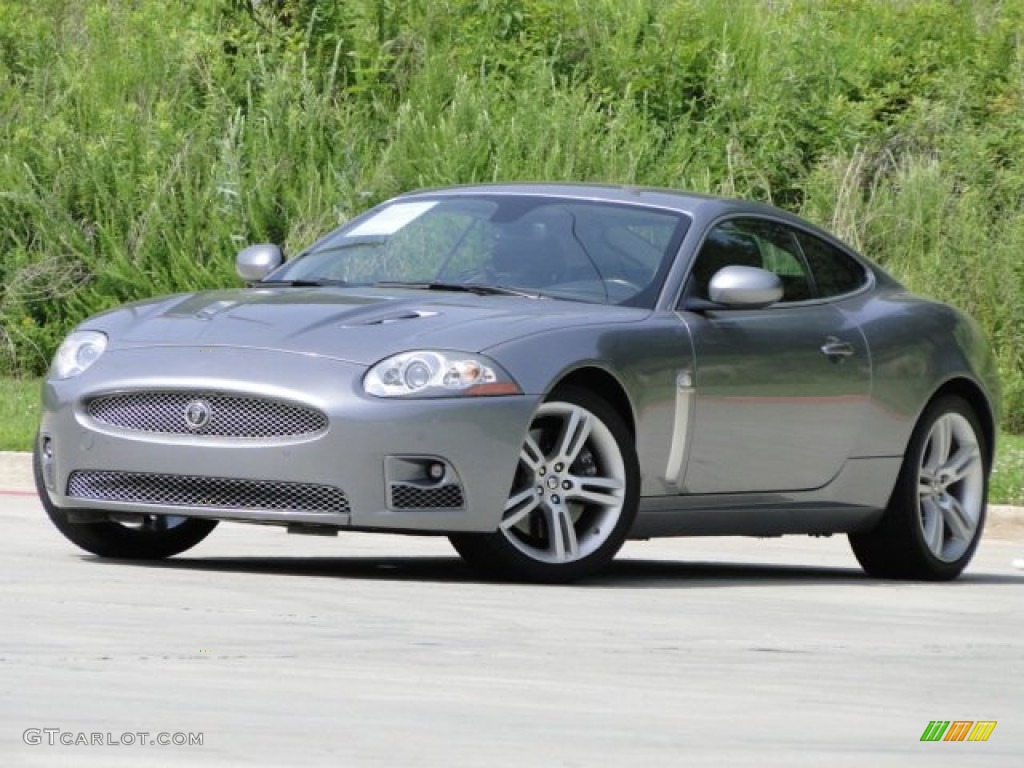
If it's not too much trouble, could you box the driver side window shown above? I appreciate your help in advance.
[685,219,814,304]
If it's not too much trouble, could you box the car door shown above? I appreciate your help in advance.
[677,217,871,494]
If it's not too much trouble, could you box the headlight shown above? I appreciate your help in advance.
[51,331,108,379]
[364,351,522,398]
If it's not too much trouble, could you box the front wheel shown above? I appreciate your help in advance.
[450,386,639,582]
[34,443,218,559]
[849,395,989,580]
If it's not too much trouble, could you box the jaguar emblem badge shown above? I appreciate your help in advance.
[183,399,212,431]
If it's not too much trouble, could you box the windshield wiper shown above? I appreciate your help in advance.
[257,278,351,288]
[372,281,542,298]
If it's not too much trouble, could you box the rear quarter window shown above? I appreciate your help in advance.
[796,232,869,298]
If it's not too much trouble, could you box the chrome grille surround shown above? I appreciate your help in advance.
[389,483,465,510]
[85,391,328,439]
[67,470,349,514]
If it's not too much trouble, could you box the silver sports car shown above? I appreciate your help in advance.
[35,183,1000,582]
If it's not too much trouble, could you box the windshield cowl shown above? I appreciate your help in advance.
[370,281,544,299]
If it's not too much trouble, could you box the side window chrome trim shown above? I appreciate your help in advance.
[673,213,875,310]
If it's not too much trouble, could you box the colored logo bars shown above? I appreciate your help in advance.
[920,721,997,742]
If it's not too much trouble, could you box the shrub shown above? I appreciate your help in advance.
[1,0,1021,430]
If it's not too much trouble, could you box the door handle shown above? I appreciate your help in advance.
[820,336,855,361]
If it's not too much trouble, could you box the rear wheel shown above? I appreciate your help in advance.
[34,443,217,559]
[450,386,639,582]
[849,395,988,580]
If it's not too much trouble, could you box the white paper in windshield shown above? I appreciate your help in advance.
[346,201,438,237]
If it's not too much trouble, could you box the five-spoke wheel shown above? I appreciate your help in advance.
[450,386,639,582]
[915,411,985,563]
[850,395,988,580]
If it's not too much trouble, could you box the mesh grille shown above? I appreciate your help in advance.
[68,470,349,514]
[390,483,465,510]
[86,392,327,438]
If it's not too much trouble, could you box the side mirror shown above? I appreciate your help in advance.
[236,244,283,281]
[707,266,783,308]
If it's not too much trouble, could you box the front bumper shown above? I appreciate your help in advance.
[38,346,537,533]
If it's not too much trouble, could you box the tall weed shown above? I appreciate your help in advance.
[0,0,1021,429]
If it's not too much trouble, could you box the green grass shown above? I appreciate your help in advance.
[992,433,1024,506]
[0,377,40,452]
[0,374,1020,504]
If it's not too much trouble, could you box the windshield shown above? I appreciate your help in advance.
[267,195,689,307]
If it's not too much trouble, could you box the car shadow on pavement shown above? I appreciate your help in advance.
[84,554,1024,588]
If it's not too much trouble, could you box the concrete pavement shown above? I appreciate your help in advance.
[1,489,1022,767]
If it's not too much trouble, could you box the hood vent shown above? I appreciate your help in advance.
[345,309,439,327]
[195,300,238,320]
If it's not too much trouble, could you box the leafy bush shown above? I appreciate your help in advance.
[1,0,1022,430]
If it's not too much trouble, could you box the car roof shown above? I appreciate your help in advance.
[394,182,793,221]
[388,182,882,273]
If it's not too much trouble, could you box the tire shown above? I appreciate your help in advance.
[449,386,639,583]
[33,442,218,559]
[849,395,989,580]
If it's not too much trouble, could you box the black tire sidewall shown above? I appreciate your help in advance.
[33,440,217,559]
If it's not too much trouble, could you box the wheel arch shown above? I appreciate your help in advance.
[927,377,997,468]
[550,367,636,440]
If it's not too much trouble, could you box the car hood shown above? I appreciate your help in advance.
[90,287,649,365]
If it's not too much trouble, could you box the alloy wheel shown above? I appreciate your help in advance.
[915,412,984,563]
[499,401,627,564]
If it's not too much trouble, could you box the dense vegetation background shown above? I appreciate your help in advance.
[1,0,1022,429]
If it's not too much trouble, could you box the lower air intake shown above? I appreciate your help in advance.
[389,483,465,510]
[67,470,349,514]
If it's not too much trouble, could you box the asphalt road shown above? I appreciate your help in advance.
[2,489,1022,767]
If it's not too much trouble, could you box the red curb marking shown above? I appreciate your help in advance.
[0,489,37,496]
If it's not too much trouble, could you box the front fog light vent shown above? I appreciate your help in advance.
[385,456,465,510]
[39,436,56,491]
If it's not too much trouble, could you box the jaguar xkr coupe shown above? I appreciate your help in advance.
[36,184,999,581]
